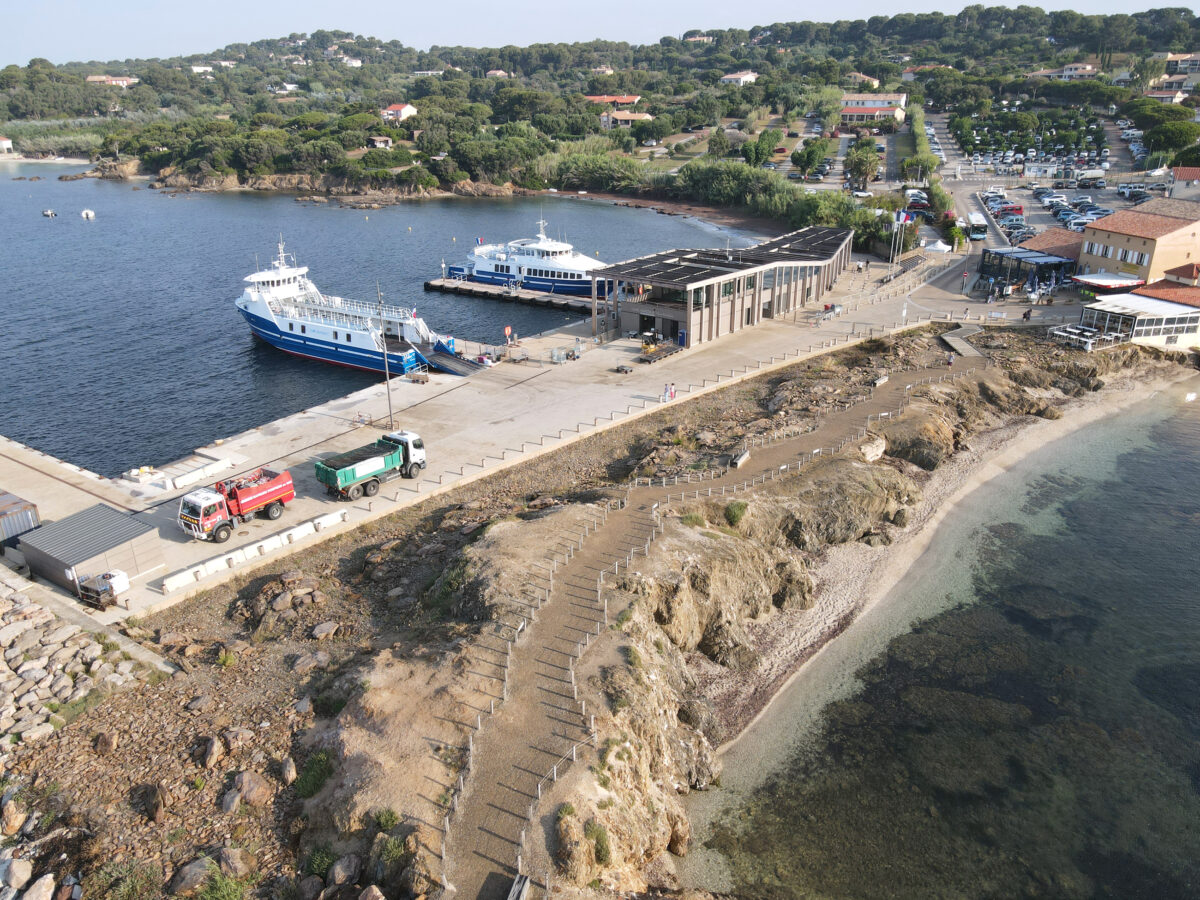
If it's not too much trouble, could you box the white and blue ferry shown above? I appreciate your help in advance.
[445,220,611,296]
[236,240,478,376]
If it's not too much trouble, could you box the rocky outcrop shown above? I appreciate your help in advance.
[0,573,140,758]
[450,179,514,197]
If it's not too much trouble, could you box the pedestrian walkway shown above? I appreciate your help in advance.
[941,324,983,357]
[444,358,987,899]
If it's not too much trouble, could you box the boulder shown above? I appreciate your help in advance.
[327,855,360,886]
[168,858,212,896]
[270,592,294,612]
[234,770,271,807]
[280,570,304,586]
[221,790,241,815]
[186,694,214,712]
[149,781,169,823]
[280,756,298,786]
[216,848,255,879]
[1,858,31,889]
[297,875,324,900]
[20,875,55,900]
[311,623,339,641]
[293,651,330,675]
[291,577,320,596]
[222,728,254,750]
[0,799,26,836]
[201,736,225,769]
[357,887,385,900]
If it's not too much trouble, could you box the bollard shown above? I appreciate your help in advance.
[476,713,482,731]
[468,733,473,755]
[458,774,464,793]
[537,781,541,799]
[490,699,495,715]
[572,745,577,762]
[443,815,449,834]
[553,764,557,782]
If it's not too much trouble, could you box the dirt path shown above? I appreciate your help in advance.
[444,357,987,898]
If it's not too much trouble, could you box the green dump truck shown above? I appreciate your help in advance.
[315,430,427,500]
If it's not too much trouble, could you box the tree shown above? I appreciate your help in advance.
[1145,121,1200,154]
[706,126,730,158]
[741,127,780,167]
[1129,56,1167,93]
[843,144,881,189]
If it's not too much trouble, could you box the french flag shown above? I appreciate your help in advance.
[895,210,913,224]
[476,236,484,245]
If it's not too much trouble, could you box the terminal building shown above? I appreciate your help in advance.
[588,227,854,347]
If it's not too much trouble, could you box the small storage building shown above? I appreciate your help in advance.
[19,504,163,596]
[0,492,40,549]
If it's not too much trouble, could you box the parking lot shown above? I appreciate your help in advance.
[965,176,1166,250]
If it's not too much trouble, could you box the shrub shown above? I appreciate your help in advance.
[304,844,336,878]
[556,802,576,821]
[83,862,160,900]
[585,821,612,865]
[294,750,334,798]
[198,867,257,900]
[374,807,400,832]
[681,513,705,527]
[624,645,642,670]
[724,501,749,527]
[380,835,411,867]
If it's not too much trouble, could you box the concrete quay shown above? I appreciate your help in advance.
[0,252,1081,625]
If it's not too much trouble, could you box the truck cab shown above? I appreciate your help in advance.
[179,488,238,543]
[383,431,426,474]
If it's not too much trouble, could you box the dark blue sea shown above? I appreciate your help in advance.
[683,381,1200,899]
[0,162,751,476]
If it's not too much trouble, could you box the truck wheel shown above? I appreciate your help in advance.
[403,464,415,479]
[364,480,380,497]
[265,502,283,520]
[213,524,233,544]
[346,484,364,501]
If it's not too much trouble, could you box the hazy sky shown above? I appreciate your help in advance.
[4,0,1197,67]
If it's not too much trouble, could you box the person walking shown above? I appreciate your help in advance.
[669,383,676,400]
[664,383,670,403]
[946,351,956,369]
[1022,308,1032,322]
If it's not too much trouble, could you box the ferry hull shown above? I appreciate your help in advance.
[239,308,463,376]
[447,266,610,297]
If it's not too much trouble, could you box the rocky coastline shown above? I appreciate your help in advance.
[0,327,1193,900]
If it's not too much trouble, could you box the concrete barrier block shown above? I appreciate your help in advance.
[286,522,317,542]
[731,450,751,469]
[255,535,284,556]
[161,570,198,594]
[313,512,344,532]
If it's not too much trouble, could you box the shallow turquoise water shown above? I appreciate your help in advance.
[689,382,1200,899]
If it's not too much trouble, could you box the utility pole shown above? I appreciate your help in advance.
[377,283,394,429]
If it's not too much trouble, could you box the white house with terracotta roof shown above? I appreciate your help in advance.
[584,94,641,106]
[1144,89,1186,104]
[381,102,417,122]
[840,92,907,125]
[486,69,509,78]
[591,65,614,75]
[600,110,654,130]
[86,74,140,88]
[1026,62,1101,81]
[720,71,758,86]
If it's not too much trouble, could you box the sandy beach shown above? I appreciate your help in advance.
[701,366,1200,758]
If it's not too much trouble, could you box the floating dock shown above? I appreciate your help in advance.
[424,278,593,313]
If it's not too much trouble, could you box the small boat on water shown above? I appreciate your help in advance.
[41,209,55,218]
[446,219,611,296]
[81,209,95,219]
[235,240,480,377]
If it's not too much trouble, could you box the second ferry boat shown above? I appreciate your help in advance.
[446,219,611,296]
[236,240,479,376]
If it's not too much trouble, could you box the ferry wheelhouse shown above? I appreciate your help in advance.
[446,220,612,296]
[235,241,478,376]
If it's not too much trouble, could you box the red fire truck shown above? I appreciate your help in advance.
[177,468,296,543]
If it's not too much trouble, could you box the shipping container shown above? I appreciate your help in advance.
[0,491,40,548]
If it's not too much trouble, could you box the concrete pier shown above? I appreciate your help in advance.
[424,277,594,313]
